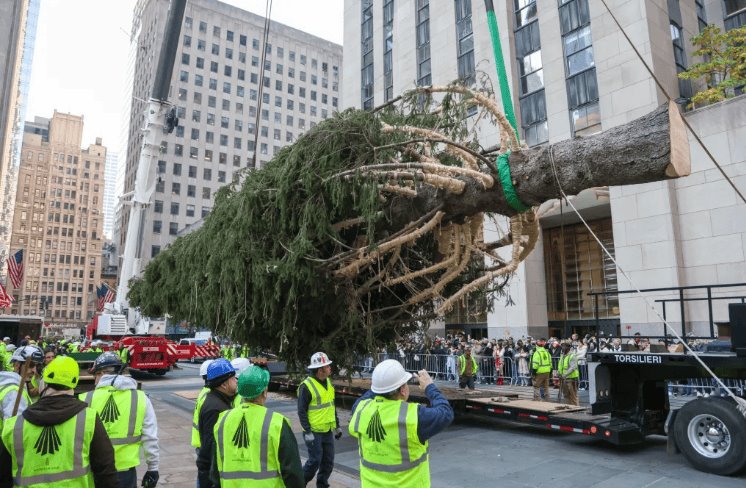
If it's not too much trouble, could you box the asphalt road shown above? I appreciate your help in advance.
[137,363,746,488]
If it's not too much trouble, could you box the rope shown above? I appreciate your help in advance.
[483,0,530,213]
[598,0,746,206]
[547,146,746,415]
[250,0,274,169]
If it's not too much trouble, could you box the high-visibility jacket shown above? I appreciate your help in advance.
[1,407,97,487]
[531,347,552,374]
[29,375,40,404]
[0,384,31,428]
[80,386,146,470]
[118,348,129,364]
[191,386,210,448]
[458,354,478,376]
[348,396,430,487]
[213,402,287,487]
[558,353,579,379]
[221,347,233,361]
[299,377,336,432]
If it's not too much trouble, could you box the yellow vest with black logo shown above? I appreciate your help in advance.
[213,402,287,487]
[1,408,96,487]
[299,377,336,432]
[191,387,210,448]
[348,396,430,488]
[531,347,552,374]
[558,353,579,379]
[80,386,146,470]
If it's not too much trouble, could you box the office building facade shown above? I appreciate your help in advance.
[119,0,342,278]
[343,0,746,339]
[9,112,105,325]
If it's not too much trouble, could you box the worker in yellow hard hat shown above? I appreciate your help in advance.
[0,356,118,486]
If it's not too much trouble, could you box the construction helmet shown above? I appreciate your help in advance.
[199,359,215,379]
[43,356,80,390]
[237,365,270,399]
[308,352,332,369]
[371,359,412,394]
[231,357,252,375]
[11,345,43,365]
[206,358,237,387]
[91,351,124,374]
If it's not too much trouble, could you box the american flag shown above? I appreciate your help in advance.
[7,249,23,288]
[97,283,116,311]
[0,282,14,309]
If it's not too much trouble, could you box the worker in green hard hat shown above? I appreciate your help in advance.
[210,366,303,487]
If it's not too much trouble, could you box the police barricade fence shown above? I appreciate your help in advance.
[668,377,746,398]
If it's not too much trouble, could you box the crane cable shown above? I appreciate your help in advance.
[250,0,274,169]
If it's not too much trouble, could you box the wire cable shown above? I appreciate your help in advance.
[598,0,746,206]
[250,0,274,169]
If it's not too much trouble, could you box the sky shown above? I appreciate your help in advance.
[26,0,344,156]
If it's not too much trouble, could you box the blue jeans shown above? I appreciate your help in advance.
[304,430,335,488]
[117,467,137,488]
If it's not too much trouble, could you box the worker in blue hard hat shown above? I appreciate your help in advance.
[195,358,238,488]
[210,365,304,487]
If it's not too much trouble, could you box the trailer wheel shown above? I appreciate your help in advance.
[673,397,746,475]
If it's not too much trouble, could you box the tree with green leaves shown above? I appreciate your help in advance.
[679,25,746,108]
[128,84,690,371]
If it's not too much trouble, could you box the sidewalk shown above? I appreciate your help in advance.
[136,391,360,487]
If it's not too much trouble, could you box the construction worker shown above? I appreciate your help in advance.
[457,346,478,390]
[0,356,119,487]
[298,352,341,488]
[220,343,234,361]
[117,342,129,366]
[192,359,215,453]
[558,342,580,406]
[349,360,454,487]
[81,351,160,488]
[196,358,238,488]
[531,338,552,401]
[0,346,42,426]
[3,344,16,371]
[0,338,8,370]
[211,365,304,487]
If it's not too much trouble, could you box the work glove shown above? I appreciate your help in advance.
[334,427,343,440]
[142,470,159,488]
[303,432,315,443]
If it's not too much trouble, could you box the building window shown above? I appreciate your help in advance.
[186,204,195,217]
[515,0,547,146]
[416,0,431,87]
[154,200,163,213]
[170,202,180,215]
[169,222,179,235]
[151,246,161,258]
[382,0,394,101]
[152,220,162,234]
[361,0,375,109]
[669,1,693,100]
[724,0,746,30]
[455,0,475,85]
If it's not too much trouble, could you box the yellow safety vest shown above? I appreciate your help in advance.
[458,355,478,375]
[80,387,146,471]
[0,384,31,428]
[191,387,210,448]
[29,375,40,404]
[348,396,430,488]
[1,408,96,487]
[299,377,336,432]
[531,347,552,374]
[558,353,579,379]
[213,402,286,487]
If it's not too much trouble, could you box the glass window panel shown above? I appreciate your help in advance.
[566,46,595,76]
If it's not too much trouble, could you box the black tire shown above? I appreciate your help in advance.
[673,397,746,475]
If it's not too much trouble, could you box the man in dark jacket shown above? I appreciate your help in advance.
[196,358,237,488]
[0,356,118,487]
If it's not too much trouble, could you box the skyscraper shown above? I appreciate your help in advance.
[343,0,746,338]
[103,151,118,239]
[0,0,40,274]
[119,0,343,280]
[10,112,106,325]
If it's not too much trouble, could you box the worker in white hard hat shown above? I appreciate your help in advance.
[297,352,340,488]
[348,360,454,487]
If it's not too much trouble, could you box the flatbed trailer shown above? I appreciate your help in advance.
[270,304,746,476]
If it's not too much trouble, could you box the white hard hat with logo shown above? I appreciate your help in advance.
[231,357,252,375]
[371,359,412,394]
[308,352,333,369]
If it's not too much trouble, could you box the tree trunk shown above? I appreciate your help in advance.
[388,101,690,228]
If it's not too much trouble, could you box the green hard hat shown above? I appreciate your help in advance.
[237,365,270,399]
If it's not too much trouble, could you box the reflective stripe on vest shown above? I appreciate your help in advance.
[214,403,284,486]
[191,387,210,448]
[458,355,478,375]
[558,353,579,379]
[300,377,336,432]
[349,397,430,487]
[3,409,95,486]
[532,348,551,374]
[83,387,146,470]
[0,384,30,423]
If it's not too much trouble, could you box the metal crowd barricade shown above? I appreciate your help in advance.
[668,377,746,399]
